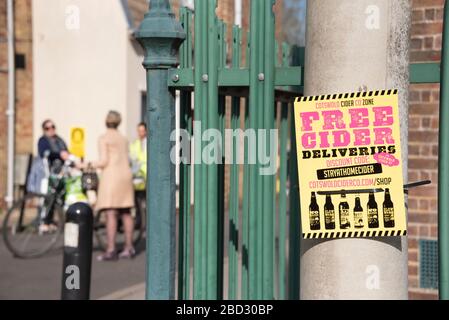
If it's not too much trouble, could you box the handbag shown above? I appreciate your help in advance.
[26,157,49,195]
[81,163,99,191]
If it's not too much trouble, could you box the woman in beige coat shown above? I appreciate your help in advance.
[87,111,135,261]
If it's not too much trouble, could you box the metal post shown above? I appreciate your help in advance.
[136,0,185,300]
[5,0,15,207]
[439,1,449,301]
[61,203,93,300]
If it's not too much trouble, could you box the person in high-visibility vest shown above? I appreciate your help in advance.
[130,122,147,191]
[130,122,147,232]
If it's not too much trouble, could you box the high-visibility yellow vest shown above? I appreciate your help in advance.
[130,139,147,190]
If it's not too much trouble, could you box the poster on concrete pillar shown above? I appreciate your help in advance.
[294,90,407,240]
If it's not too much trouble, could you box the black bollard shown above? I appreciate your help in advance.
[61,202,93,300]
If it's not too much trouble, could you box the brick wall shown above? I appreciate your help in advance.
[408,0,444,300]
[14,0,33,157]
[0,0,33,209]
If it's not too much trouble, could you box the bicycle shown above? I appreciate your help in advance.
[2,158,70,258]
[3,157,146,258]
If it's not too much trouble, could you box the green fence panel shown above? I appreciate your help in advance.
[139,0,449,302]
[143,0,304,301]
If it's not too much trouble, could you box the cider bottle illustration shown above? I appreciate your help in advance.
[367,192,379,228]
[324,195,335,230]
[309,192,320,230]
[339,192,351,229]
[383,188,395,228]
[353,197,364,228]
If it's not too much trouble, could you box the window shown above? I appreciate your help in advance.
[141,92,147,124]
[15,54,26,69]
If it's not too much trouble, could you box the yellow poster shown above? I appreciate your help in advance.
[294,90,406,239]
[70,127,85,159]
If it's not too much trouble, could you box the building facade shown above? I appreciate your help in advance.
[408,0,444,300]
[0,0,33,208]
[0,0,285,207]
[32,0,147,162]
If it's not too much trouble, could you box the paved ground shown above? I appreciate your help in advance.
[0,194,247,300]
[0,235,146,300]
[99,282,145,300]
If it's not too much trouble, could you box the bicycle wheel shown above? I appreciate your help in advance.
[94,207,145,252]
[2,194,64,259]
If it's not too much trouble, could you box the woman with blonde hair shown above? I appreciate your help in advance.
[85,111,135,261]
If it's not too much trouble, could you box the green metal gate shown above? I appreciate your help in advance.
[137,0,302,300]
[136,0,449,301]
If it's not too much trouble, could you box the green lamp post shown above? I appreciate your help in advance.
[135,0,185,300]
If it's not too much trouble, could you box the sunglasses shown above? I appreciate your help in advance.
[44,125,56,131]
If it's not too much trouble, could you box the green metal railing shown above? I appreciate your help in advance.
[171,0,302,300]
[138,0,302,300]
[137,0,449,301]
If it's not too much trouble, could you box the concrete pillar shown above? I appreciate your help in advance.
[302,0,411,300]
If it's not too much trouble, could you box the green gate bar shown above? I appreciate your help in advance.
[205,0,219,300]
[288,107,300,301]
[439,0,449,301]
[287,45,303,300]
[261,0,276,300]
[141,0,303,301]
[178,6,193,300]
[193,0,208,300]
[228,26,242,300]
[217,19,227,300]
[135,0,186,300]
[277,43,291,301]
[248,0,262,299]
[241,31,251,300]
